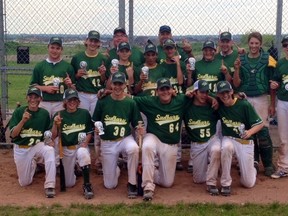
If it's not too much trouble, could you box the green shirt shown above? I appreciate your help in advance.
[9,106,50,146]
[108,46,144,67]
[218,99,263,139]
[71,51,108,93]
[92,95,142,140]
[215,50,239,75]
[134,63,166,96]
[161,61,187,94]
[53,108,92,146]
[134,94,190,144]
[273,57,288,101]
[30,59,75,101]
[183,102,219,143]
[194,58,225,94]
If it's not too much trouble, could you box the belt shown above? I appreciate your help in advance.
[66,145,77,150]
[18,145,32,149]
[230,137,251,145]
[102,137,123,142]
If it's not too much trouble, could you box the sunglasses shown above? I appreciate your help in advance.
[282,44,288,48]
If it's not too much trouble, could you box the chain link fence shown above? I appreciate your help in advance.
[1,0,287,144]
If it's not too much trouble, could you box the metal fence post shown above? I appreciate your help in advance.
[119,0,125,28]
[128,0,134,45]
[276,0,283,58]
[0,0,7,120]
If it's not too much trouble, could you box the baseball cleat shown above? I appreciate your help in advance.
[45,188,55,198]
[271,170,288,179]
[143,190,153,201]
[127,183,137,199]
[220,186,231,196]
[83,183,94,199]
[207,185,219,196]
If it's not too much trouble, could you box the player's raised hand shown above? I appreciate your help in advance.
[233,42,245,55]
[54,112,62,126]
[220,59,228,75]
[234,57,241,70]
[22,108,31,122]
[98,61,106,75]
[64,72,72,87]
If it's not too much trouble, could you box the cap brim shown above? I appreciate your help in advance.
[217,88,231,93]
[65,95,79,100]
[158,84,171,89]
[112,79,125,84]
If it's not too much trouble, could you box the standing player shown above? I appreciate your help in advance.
[270,35,288,178]
[133,78,191,201]
[233,31,277,176]
[92,72,143,199]
[183,80,221,195]
[216,81,264,196]
[30,37,75,118]
[106,27,144,67]
[51,88,94,199]
[9,87,56,198]
[70,30,107,115]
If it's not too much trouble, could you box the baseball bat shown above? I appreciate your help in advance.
[137,121,144,196]
[57,113,66,192]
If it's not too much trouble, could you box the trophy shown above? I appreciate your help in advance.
[188,57,196,70]
[238,124,246,138]
[52,77,61,87]
[79,61,87,71]
[44,130,53,145]
[78,132,87,145]
[94,121,105,135]
[111,59,119,67]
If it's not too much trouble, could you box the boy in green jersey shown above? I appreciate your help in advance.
[9,87,56,198]
[270,35,288,179]
[183,80,221,195]
[30,37,75,118]
[92,72,143,199]
[134,78,191,201]
[217,81,264,196]
[51,88,94,199]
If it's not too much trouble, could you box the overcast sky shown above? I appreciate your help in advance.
[6,0,288,36]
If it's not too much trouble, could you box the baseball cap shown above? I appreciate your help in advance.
[113,27,126,35]
[117,42,131,51]
[281,35,288,43]
[111,72,126,84]
[193,80,209,92]
[220,32,232,41]
[49,37,62,46]
[27,86,42,97]
[159,25,171,33]
[202,40,216,51]
[163,38,176,49]
[63,88,79,100]
[157,78,172,89]
[144,43,158,54]
[216,81,232,93]
[87,30,100,40]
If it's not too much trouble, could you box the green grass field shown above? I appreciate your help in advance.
[1,202,288,216]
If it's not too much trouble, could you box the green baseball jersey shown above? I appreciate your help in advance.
[160,61,187,94]
[71,51,108,93]
[215,50,239,75]
[30,60,75,101]
[134,94,190,144]
[134,64,166,96]
[193,59,225,93]
[183,103,219,142]
[108,46,144,67]
[92,95,142,140]
[237,52,276,96]
[53,108,93,146]
[218,98,263,139]
[272,57,288,101]
[9,106,50,146]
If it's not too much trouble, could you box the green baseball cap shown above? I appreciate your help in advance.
[87,30,100,40]
[159,25,171,33]
[117,42,131,51]
[193,80,209,92]
[144,43,158,54]
[157,78,171,89]
[216,81,232,93]
[63,88,79,100]
[202,40,216,50]
[27,86,42,97]
[113,27,126,35]
[111,72,126,84]
[49,37,62,46]
[163,38,176,49]
[220,32,232,41]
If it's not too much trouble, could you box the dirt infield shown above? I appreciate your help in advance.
[1,125,287,207]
